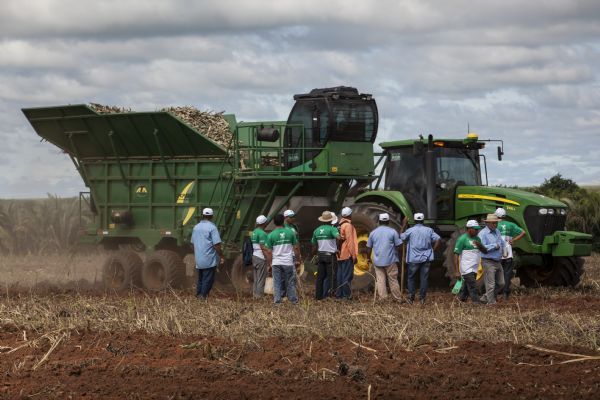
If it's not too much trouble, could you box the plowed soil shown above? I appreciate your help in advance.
[1,328,599,399]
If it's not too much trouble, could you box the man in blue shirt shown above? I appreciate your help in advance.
[477,213,507,305]
[401,213,441,305]
[191,208,225,300]
[367,213,402,301]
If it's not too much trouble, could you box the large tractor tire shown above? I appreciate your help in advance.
[517,256,584,288]
[102,250,143,290]
[350,202,403,292]
[142,250,186,290]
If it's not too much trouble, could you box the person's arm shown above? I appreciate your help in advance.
[454,254,461,278]
[213,243,225,265]
[293,244,301,270]
[474,239,488,254]
[479,231,499,251]
[511,224,526,244]
[367,247,373,265]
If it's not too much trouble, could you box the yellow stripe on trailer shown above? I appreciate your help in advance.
[457,194,520,206]
[177,181,197,226]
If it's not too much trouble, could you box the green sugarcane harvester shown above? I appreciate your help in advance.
[22,87,592,291]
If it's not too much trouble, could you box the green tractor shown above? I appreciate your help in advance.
[22,86,592,292]
[350,134,592,289]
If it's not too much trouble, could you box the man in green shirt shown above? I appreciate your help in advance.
[454,220,488,304]
[265,214,301,304]
[311,211,340,300]
[495,208,526,300]
[251,215,270,298]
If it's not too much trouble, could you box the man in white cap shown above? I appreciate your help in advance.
[478,213,507,305]
[367,213,402,301]
[336,206,358,299]
[191,207,225,300]
[401,213,441,305]
[284,209,299,240]
[495,208,525,300]
[312,211,340,300]
[251,215,271,298]
[454,220,487,304]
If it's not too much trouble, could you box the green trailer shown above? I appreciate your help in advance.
[22,87,379,291]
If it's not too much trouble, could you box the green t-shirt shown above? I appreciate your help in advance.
[285,223,299,239]
[454,233,482,275]
[251,227,268,260]
[266,227,298,266]
[311,224,340,253]
[498,220,524,259]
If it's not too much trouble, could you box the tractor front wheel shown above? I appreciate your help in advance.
[517,256,584,288]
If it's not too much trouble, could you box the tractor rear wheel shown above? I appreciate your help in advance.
[350,202,403,292]
[102,250,143,290]
[142,250,186,290]
[517,256,584,288]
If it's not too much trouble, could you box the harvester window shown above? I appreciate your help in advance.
[329,101,376,142]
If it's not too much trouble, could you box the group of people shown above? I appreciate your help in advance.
[190,204,524,306]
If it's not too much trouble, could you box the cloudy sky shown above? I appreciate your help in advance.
[1,0,599,198]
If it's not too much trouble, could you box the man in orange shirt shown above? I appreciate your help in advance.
[336,207,358,299]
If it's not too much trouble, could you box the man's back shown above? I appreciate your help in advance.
[266,227,297,265]
[401,224,440,263]
[367,226,401,267]
[191,220,221,268]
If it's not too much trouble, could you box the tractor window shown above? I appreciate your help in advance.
[329,101,377,142]
[385,148,428,213]
[436,148,481,186]
[285,100,327,168]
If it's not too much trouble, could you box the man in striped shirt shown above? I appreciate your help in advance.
[312,211,340,300]
[265,214,301,304]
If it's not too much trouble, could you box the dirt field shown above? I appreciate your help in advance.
[0,254,599,399]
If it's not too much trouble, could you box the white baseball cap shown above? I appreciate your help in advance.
[466,219,481,229]
[202,208,214,216]
[495,208,506,218]
[283,209,295,218]
[379,213,390,222]
[341,207,352,217]
[256,215,267,225]
[414,213,425,221]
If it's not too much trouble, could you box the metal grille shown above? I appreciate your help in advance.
[523,206,566,244]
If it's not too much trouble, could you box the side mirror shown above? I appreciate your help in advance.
[497,146,504,161]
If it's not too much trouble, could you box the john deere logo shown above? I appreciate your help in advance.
[178,181,197,226]
[135,185,148,197]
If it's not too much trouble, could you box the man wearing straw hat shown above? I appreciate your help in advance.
[251,215,270,298]
[478,213,507,305]
[311,211,340,300]
[366,213,403,301]
[401,213,441,305]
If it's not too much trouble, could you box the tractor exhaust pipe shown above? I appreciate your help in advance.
[425,134,437,220]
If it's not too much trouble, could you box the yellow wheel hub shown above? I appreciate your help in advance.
[355,233,373,276]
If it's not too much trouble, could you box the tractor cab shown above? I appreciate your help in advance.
[381,134,486,221]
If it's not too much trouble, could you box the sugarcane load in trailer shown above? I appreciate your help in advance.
[22,87,592,292]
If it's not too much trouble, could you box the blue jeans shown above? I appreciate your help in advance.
[501,258,513,296]
[336,258,354,299]
[272,265,298,304]
[196,266,216,298]
[407,262,430,300]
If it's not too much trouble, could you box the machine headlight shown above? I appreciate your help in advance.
[560,209,567,215]
[547,208,555,215]
[538,208,548,215]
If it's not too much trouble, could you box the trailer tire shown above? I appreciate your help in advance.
[102,250,143,291]
[142,250,186,290]
[518,256,584,288]
[350,202,403,292]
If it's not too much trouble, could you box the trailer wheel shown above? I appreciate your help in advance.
[102,250,143,290]
[517,256,584,288]
[350,202,403,292]
[142,250,186,290]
